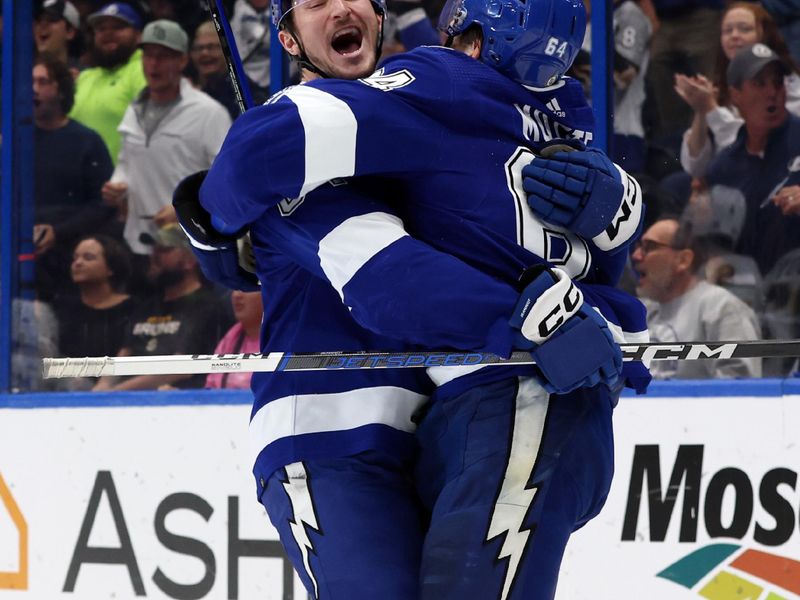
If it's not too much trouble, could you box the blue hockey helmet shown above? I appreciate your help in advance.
[437,0,586,88]
[272,0,387,28]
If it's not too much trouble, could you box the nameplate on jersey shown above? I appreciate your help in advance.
[514,103,593,145]
[359,68,416,92]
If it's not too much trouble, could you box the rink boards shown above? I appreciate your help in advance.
[1,381,799,600]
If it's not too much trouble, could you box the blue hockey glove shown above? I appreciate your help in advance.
[509,265,622,394]
[524,140,643,252]
[173,171,260,292]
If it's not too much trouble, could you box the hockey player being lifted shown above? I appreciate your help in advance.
[175,0,651,598]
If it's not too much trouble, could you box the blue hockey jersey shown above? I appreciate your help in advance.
[202,46,650,481]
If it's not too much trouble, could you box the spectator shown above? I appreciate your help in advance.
[55,235,138,389]
[611,0,652,174]
[34,0,82,73]
[93,223,232,391]
[706,43,800,275]
[69,1,146,163]
[644,0,725,154]
[575,0,653,174]
[761,0,800,65]
[676,2,800,177]
[33,55,115,302]
[682,178,762,308]
[205,290,263,390]
[147,0,205,39]
[11,299,60,392]
[189,20,240,120]
[761,248,800,378]
[230,0,271,103]
[101,19,231,287]
[632,216,762,379]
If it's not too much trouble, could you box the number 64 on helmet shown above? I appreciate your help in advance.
[437,0,586,88]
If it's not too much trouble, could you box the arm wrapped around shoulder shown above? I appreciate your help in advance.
[523,140,643,253]
[509,265,622,394]
[173,171,260,292]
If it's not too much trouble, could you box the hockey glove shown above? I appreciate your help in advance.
[524,140,643,252]
[509,265,622,394]
[173,171,260,292]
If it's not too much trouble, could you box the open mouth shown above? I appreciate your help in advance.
[331,27,363,55]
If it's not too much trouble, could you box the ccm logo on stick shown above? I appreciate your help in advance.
[622,343,737,362]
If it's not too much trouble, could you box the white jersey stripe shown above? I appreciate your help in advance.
[318,212,408,300]
[284,86,358,198]
[249,386,427,467]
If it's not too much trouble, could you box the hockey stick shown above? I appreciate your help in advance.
[206,0,254,113]
[41,339,800,378]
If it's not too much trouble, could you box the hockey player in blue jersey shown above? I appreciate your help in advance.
[174,0,650,597]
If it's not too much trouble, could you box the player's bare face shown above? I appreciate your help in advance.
[285,0,382,80]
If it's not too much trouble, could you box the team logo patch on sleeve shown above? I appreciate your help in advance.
[359,68,416,91]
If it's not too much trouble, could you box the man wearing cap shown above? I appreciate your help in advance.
[102,19,231,284]
[34,0,81,72]
[93,223,232,391]
[706,42,800,275]
[70,2,147,163]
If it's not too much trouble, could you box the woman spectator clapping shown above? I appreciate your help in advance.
[674,2,800,177]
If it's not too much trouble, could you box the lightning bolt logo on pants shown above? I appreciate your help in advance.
[282,462,322,598]
[485,379,550,600]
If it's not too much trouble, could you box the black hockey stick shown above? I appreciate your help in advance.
[41,339,800,378]
[206,0,253,113]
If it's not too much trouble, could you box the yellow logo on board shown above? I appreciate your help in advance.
[0,472,27,590]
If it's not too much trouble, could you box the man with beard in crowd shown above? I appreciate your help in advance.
[70,2,147,164]
[93,223,232,391]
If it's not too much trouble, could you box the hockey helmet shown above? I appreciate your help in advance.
[437,0,586,88]
[272,0,387,28]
